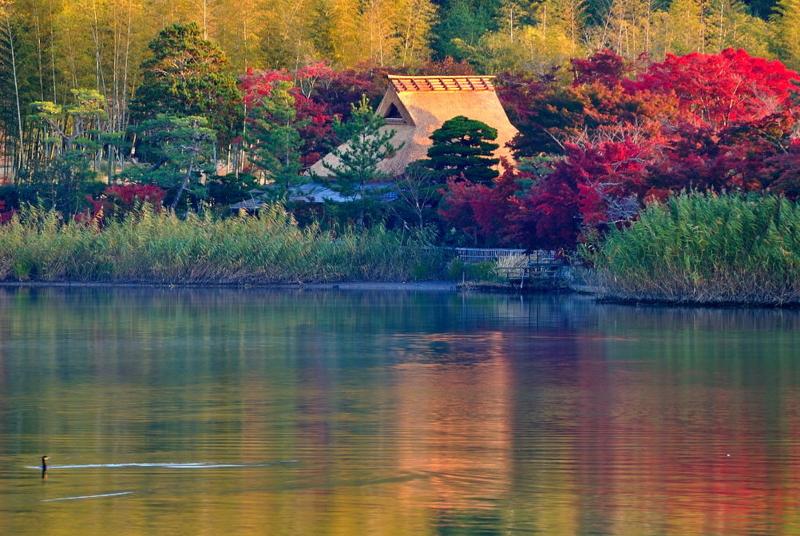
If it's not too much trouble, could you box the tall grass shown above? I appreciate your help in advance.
[586,192,800,305]
[0,205,444,283]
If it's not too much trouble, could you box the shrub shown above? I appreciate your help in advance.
[446,259,499,281]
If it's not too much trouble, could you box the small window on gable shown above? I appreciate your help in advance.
[384,103,405,123]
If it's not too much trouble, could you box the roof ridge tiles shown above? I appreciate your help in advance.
[388,75,495,92]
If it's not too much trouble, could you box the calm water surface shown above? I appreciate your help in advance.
[1,287,799,535]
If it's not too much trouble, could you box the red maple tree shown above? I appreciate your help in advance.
[493,49,800,249]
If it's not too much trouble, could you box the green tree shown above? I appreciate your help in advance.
[652,0,706,56]
[394,0,437,67]
[126,114,217,211]
[244,80,307,200]
[431,0,493,61]
[421,116,500,185]
[27,88,109,212]
[307,0,364,65]
[772,0,800,69]
[705,0,770,56]
[30,89,107,152]
[0,0,29,172]
[214,0,261,72]
[258,0,314,69]
[321,95,402,227]
[130,23,241,145]
[597,0,654,57]
[390,166,442,230]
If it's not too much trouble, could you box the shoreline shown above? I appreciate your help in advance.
[3,279,798,307]
[0,280,460,291]
[594,293,800,309]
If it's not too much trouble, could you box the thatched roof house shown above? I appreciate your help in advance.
[309,75,519,178]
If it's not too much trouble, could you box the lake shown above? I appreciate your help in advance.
[1,287,799,535]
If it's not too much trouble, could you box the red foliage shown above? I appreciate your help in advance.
[494,49,800,250]
[497,57,673,157]
[760,143,800,197]
[294,94,334,167]
[505,141,649,248]
[239,64,379,167]
[578,81,674,146]
[105,184,167,207]
[306,67,382,122]
[78,184,167,226]
[571,49,632,87]
[438,166,522,246]
[508,171,582,250]
[646,123,777,193]
[438,177,488,243]
[631,48,800,132]
[0,200,14,225]
[239,68,292,107]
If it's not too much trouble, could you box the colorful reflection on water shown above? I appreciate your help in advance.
[1,287,799,535]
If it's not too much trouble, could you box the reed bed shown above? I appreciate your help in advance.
[0,205,444,284]
[587,192,800,305]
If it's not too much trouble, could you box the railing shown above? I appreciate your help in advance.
[452,248,559,264]
[495,263,561,278]
[494,263,565,289]
[443,247,566,288]
[453,248,526,262]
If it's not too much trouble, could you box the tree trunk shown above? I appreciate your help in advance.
[171,161,194,210]
[1,13,25,170]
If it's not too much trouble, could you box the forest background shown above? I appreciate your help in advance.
[2,0,800,253]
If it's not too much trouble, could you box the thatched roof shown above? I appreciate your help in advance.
[309,75,519,178]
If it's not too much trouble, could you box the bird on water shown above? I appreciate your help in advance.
[41,455,50,478]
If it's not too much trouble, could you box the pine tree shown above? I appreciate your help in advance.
[244,80,307,199]
[127,114,217,210]
[422,116,500,185]
[130,23,241,144]
[321,96,402,227]
[28,89,109,211]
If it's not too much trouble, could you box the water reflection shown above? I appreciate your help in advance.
[0,287,799,535]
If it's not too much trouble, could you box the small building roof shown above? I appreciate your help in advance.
[230,183,398,209]
[309,75,518,178]
[388,75,496,92]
